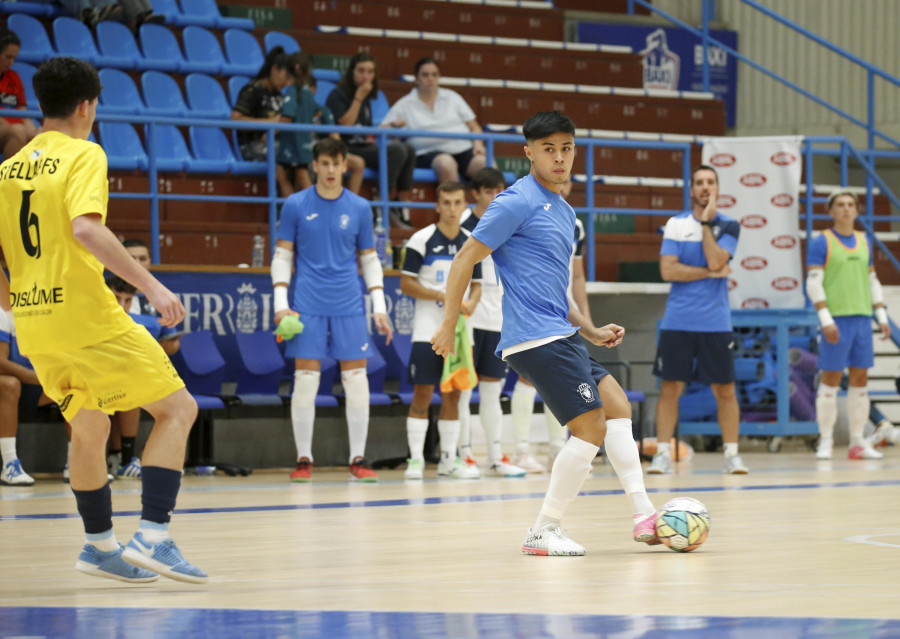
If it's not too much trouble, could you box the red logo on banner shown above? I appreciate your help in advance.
[741,214,768,228]
[742,298,770,309]
[717,194,737,208]
[709,153,736,167]
[740,173,767,187]
[771,193,794,207]
[741,256,768,270]
[771,152,797,166]
[772,277,799,291]
[727,278,738,291]
[771,235,797,249]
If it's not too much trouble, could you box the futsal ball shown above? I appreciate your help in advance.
[655,497,711,552]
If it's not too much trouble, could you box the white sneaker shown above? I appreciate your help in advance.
[404,458,424,480]
[522,523,585,556]
[513,453,544,474]
[486,456,526,478]
[107,452,121,477]
[647,451,673,475]
[1,460,35,486]
[462,455,481,479]
[848,441,883,460]
[723,453,749,474]
[437,457,480,479]
[868,421,897,448]
[815,438,833,460]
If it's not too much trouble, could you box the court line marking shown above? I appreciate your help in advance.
[3,478,900,522]
[845,533,900,549]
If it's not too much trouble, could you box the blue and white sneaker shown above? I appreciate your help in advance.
[75,543,159,583]
[1,459,35,486]
[117,457,142,479]
[123,532,208,584]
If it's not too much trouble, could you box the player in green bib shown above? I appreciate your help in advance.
[805,189,892,460]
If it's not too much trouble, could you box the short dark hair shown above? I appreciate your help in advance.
[414,57,439,77]
[312,137,347,161]
[471,167,506,191]
[436,181,465,198]
[123,238,149,250]
[522,111,575,142]
[33,57,102,119]
[0,28,21,53]
[106,275,136,295]
[690,164,719,187]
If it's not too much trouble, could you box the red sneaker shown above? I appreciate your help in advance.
[290,457,312,482]
[349,456,378,482]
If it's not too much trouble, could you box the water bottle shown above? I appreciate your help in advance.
[374,216,390,268]
[252,235,265,268]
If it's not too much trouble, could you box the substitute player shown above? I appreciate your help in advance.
[807,189,890,460]
[431,111,658,555]
[0,57,205,583]
[272,137,393,482]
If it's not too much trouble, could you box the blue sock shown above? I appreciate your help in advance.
[72,483,113,534]
[141,466,181,524]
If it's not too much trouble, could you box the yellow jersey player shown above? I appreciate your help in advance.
[0,57,206,584]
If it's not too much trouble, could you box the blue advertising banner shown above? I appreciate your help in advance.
[155,270,412,381]
[577,22,738,128]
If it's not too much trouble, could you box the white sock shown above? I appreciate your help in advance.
[478,380,504,464]
[457,389,473,460]
[723,442,739,457]
[656,440,671,456]
[534,436,599,529]
[544,408,567,453]
[604,418,654,516]
[511,380,537,455]
[342,368,370,462]
[438,419,460,462]
[0,436,17,464]
[847,387,870,446]
[138,520,170,543]
[406,417,429,462]
[291,370,320,461]
[815,383,839,442]
[85,529,118,552]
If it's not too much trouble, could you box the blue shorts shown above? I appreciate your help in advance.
[408,341,445,386]
[653,330,735,384]
[818,315,874,371]
[284,313,372,361]
[506,334,604,426]
[472,329,509,380]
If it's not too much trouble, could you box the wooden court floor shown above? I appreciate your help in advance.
[2,444,900,638]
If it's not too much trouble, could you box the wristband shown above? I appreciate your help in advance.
[700,220,714,226]
[371,289,387,315]
[875,307,889,325]
[274,285,290,313]
[817,307,835,327]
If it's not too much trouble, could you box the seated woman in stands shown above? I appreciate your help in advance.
[0,29,37,160]
[231,46,294,162]
[381,57,487,185]
[326,52,416,227]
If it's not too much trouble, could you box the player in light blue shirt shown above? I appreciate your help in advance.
[272,138,393,483]
[430,111,658,557]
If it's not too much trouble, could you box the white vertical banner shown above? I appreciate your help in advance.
[702,136,804,309]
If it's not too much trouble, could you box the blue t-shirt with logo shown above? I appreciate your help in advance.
[278,186,376,316]
[472,174,576,355]
[659,211,740,332]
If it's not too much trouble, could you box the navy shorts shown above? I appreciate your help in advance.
[408,341,445,386]
[472,329,509,380]
[652,329,735,384]
[506,334,604,426]
[416,148,476,176]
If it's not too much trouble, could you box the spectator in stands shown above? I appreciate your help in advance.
[231,46,294,162]
[0,29,37,160]
[382,57,487,185]
[122,238,159,316]
[54,0,164,30]
[0,310,38,485]
[647,165,746,475]
[401,181,482,480]
[272,138,393,483]
[326,52,416,228]
[277,52,364,197]
[807,189,891,460]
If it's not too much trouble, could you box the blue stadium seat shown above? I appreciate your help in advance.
[312,68,340,83]
[171,330,226,396]
[371,90,390,125]
[137,23,181,72]
[96,21,149,71]
[185,73,231,119]
[189,126,265,176]
[227,75,251,108]
[98,68,147,115]
[364,351,394,406]
[150,124,229,173]
[7,14,55,64]
[233,330,287,406]
[141,71,188,118]
[223,29,264,77]
[179,0,254,30]
[97,122,149,171]
[0,1,61,17]
[264,31,300,54]
[148,0,181,25]
[180,26,224,75]
[52,16,118,68]
[11,62,37,111]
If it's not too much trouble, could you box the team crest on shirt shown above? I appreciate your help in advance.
[339,214,350,229]
[236,283,259,332]
[577,383,594,402]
